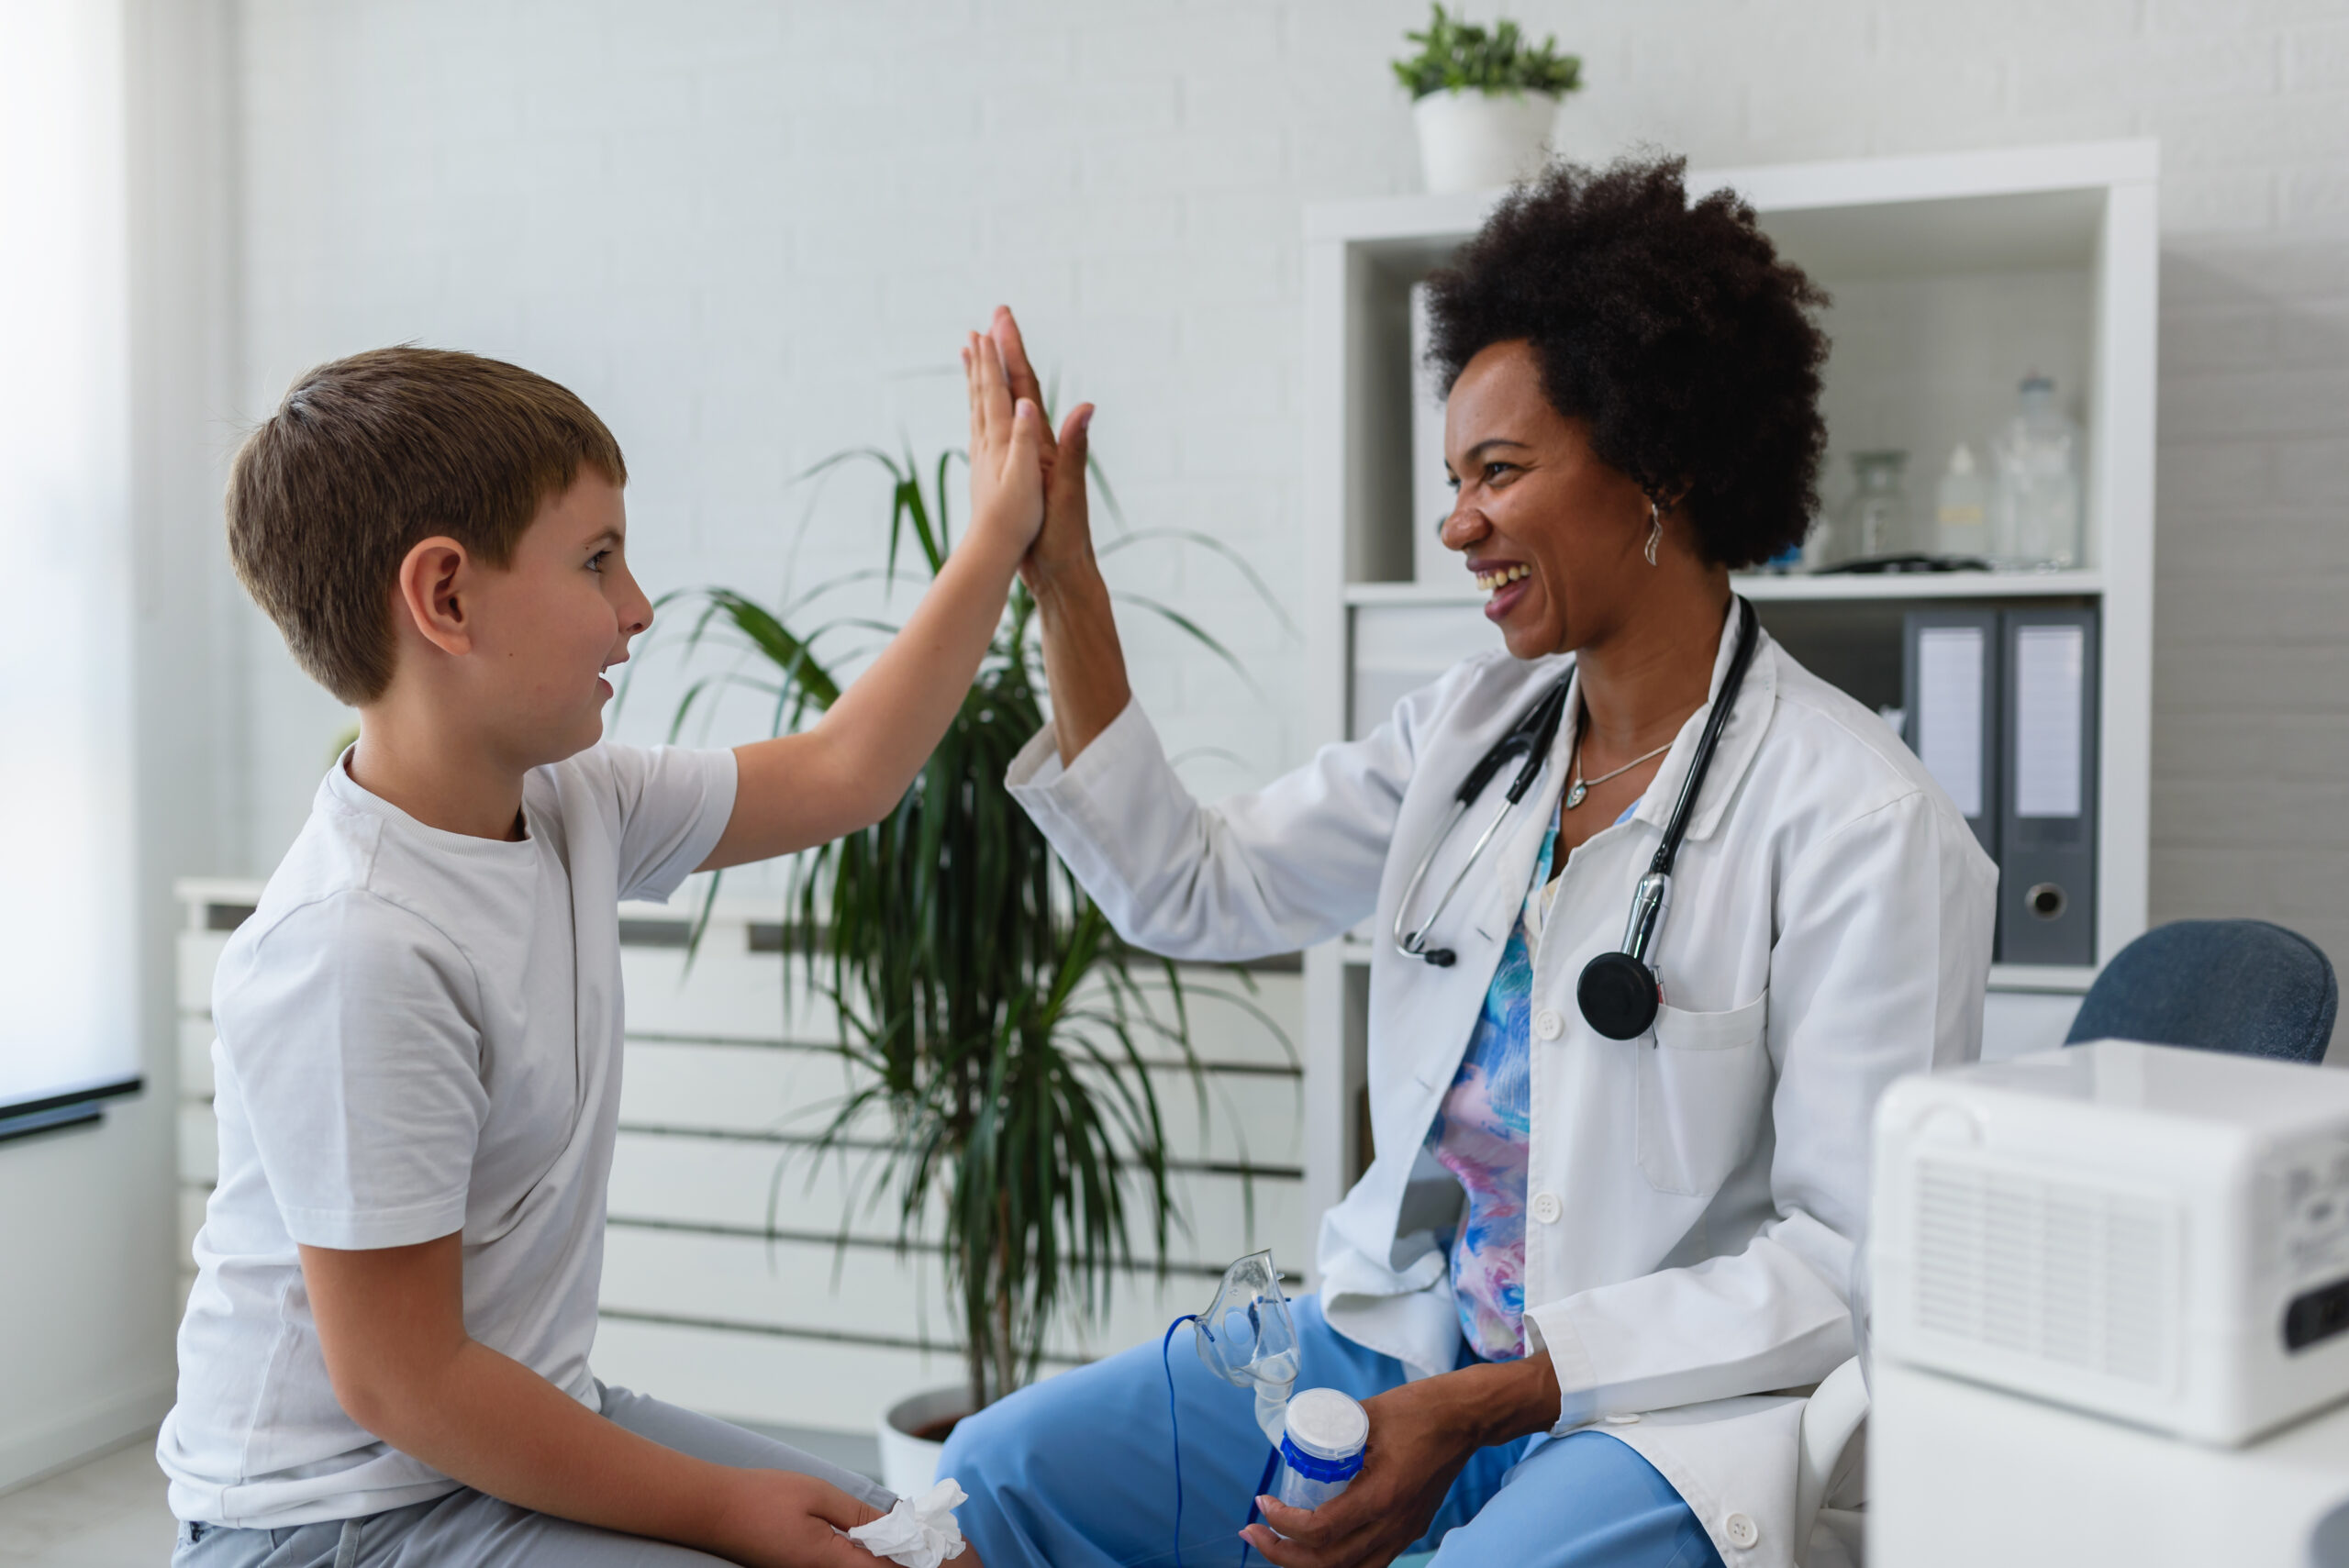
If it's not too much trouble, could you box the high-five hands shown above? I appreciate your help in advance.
[983,306,1097,598]
[974,304,1130,764]
[960,328,1046,559]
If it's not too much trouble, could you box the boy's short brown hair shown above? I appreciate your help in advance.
[227,346,628,705]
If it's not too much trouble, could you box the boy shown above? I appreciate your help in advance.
[159,337,1051,1565]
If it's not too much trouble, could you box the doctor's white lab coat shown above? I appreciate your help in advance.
[1006,608,1997,1568]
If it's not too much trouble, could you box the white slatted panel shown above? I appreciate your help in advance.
[174,882,1307,1438]
[600,1228,1225,1364]
[173,886,247,1307]
[618,1044,1303,1170]
[175,1100,217,1187]
[590,1317,1071,1440]
[177,1017,215,1096]
[608,1130,1305,1255]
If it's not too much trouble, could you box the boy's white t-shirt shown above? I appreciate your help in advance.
[157,741,738,1529]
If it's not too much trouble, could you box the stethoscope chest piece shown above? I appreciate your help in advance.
[1577,951,1660,1040]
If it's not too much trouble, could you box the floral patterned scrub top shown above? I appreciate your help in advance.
[1423,801,1634,1361]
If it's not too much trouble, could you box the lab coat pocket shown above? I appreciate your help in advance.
[1637,993,1770,1197]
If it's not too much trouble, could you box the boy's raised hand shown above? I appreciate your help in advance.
[700,328,1054,870]
[962,331,1045,556]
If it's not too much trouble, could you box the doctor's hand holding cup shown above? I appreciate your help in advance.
[1248,1361,1568,1568]
[952,155,1996,1568]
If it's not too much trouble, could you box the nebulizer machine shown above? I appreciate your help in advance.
[1162,1250,1370,1562]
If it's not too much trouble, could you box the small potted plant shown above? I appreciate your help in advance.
[1392,3,1583,195]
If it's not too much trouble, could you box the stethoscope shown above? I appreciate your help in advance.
[1392,596,1760,1041]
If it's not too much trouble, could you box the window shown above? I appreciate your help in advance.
[0,0,139,1128]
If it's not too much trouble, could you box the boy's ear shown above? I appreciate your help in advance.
[395,536,474,657]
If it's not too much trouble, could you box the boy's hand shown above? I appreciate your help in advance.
[986,306,1097,602]
[963,331,1045,558]
[711,1468,901,1568]
[700,326,1051,868]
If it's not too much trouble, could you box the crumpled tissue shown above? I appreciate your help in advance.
[845,1478,968,1567]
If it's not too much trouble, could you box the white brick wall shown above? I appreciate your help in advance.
[218,0,2349,1006]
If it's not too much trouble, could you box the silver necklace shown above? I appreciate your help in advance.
[1564,735,1674,809]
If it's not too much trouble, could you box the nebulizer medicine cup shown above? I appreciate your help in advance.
[1275,1387,1368,1513]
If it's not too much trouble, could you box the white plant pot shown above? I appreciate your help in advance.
[878,1385,974,1500]
[1411,88,1561,195]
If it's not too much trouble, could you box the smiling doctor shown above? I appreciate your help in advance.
[941,156,1998,1568]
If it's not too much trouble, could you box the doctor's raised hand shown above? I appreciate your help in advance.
[946,161,1998,1568]
[985,306,1129,768]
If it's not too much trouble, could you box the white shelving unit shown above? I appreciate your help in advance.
[1299,141,2159,1232]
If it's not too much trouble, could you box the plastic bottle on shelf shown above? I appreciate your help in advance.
[1935,442,1989,561]
[1990,374,2084,570]
[1839,450,1910,562]
[1799,514,1835,572]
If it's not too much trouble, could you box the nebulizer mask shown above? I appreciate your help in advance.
[1189,1249,1300,1445]
[1157,1250,1367,1566]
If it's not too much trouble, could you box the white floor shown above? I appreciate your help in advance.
[0,1438,176,1568]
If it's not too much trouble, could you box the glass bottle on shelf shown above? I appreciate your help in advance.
[1838,450,1910,562]
[1990,373,2084,570]
[1935,442,1989,561]
[1799,515,1834,571]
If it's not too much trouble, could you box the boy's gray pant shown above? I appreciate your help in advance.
[171,1384,896,1566]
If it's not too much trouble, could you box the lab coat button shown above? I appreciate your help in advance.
[1534,1008,1564,1040]
[1531,1191,1563,1224]
[1724,1513,1759,1549]
[1601,1411,1641,1425]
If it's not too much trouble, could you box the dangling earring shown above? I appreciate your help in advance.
[1644,498,1663,566]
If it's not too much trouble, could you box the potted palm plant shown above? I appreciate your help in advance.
[653,439,1288,1494]
[1393,3,1583,195]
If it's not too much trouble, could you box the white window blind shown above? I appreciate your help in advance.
[0,0,138,1116]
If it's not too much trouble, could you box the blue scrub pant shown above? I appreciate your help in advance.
[941,1295,1724,1568]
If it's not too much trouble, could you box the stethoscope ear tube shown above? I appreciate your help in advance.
[1392,792,1512,968]
[1395,597,1760,1041]
[1394,673,1575,968]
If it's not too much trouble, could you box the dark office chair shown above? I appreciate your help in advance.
[2065,918,2339,1064]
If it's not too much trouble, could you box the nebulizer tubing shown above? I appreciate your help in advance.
[1161,1249,1334,1568]
[1160,1315,1279,1568]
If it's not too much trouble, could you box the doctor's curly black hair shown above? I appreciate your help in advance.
[1421,153,1831,569]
